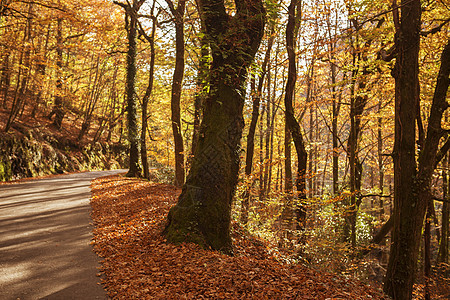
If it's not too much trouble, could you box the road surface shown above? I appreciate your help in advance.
[0,170,127,300]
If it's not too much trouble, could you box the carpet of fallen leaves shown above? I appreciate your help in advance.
[90,174,388,299]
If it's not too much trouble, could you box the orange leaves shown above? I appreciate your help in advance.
[90,174,387,299]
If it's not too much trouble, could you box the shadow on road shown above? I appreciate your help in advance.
[0,170,126,300]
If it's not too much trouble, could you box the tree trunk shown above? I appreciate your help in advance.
[168,0,186,187]
[378,99,385,221]
[53,12,65,129]
[117,0,144,177]
[5,2,33,132]
[383,5,450,299]
[164,0,265,254]
[284,0,307,231]
[438,153,449,263]
[140,4,156,180]
[241,19,275,225]
[0,51,10,109]
[384,1,421,297]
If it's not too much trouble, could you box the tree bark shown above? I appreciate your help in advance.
[164,0,265,254]
[191,20,208,160]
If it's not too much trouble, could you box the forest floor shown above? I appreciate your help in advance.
[91,174,391,299]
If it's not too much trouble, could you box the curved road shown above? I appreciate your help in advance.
[0,170,127,300]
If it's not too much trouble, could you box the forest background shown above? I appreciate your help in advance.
[0,0,449,299]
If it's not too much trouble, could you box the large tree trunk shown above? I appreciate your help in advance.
[168,0,186,187]
[383,1,421,298]
[164,0,265,254]
[383,4,450,298]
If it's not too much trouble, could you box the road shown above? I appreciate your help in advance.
[0,170,127,300]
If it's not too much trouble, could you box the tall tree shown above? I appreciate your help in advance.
[383,1,421,297]
[164,0,265,254]
[115,0,145,177]
[284,0,307,231]
[384,0,450,295]
[167,0,186,187]
[139,2,157,180]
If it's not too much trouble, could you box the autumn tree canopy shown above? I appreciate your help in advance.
[1,0,449,298]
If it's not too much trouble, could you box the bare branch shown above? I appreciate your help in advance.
[421,18,450,37]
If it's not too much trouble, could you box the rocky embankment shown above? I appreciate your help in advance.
[0,126,127,181]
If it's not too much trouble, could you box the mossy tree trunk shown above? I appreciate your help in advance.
[164,0,265,254]
[115,0,145,177]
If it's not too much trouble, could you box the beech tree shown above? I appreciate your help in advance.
[164,0,266,253]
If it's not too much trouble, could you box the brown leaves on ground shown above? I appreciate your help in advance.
[90,174,387,299]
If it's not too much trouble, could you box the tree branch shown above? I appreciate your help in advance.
[421,18,450,37]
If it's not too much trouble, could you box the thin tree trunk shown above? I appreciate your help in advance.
[378,99,385,221]
[167,0,186,187]
[5,2,33,132]
[140,4,156,180]
[284,0,307,231]
[1,51,10,109]
[52,12,65,129]
[438,153,449,263]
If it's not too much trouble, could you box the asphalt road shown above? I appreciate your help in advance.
[0,170,127,300]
